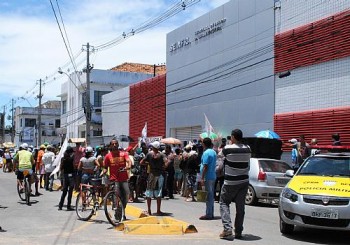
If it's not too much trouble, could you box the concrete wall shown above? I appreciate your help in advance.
[166,0,275,137]
[102,86,130,143]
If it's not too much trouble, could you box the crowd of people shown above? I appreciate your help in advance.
[1,130,344,240]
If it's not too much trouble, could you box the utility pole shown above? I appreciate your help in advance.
[11,99,14,143]
[83,42,93,146]
[37,79,43,147]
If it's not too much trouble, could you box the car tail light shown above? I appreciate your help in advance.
[258,169,266,181]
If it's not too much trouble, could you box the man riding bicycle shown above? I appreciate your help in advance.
[101,138,131,219]
[13,143,41,196]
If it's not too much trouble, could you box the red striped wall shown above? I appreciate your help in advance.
[274,107,350,149]
[129,74,166,142]
[275,9,350,73]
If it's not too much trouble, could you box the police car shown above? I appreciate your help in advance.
[279,148,350,234]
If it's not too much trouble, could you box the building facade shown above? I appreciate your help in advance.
[14,101,61,147]
[60,67,153,146]
[274,0,350,146]
[166,0,275,141]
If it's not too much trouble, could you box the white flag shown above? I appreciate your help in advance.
[141,122,147,139]
[204,113,214,135]
[50,138,68,177]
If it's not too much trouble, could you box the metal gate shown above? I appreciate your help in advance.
[174,126,202,143]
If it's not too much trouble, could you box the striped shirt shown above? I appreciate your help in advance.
[221,144,251,186]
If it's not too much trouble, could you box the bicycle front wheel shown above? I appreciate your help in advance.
[76,191,95,221]
[17,181,26,201]
[104,191,125,226]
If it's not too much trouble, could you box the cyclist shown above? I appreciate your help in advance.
[13,143,41,196]
[78,146,99,185]
[101,138,131,218]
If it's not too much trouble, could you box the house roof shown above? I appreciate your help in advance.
[110,62,166,76]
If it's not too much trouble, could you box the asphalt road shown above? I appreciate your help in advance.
[0,170,348,245]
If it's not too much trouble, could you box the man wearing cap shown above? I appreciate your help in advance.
[140,141,168,215]
[13,143,41,197]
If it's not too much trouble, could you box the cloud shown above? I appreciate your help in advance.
[0,0,230,109]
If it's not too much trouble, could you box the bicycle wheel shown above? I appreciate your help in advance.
[24,178,30,206]
[75,190,95,221]
[104,191,125,226]
[17,181,26,201]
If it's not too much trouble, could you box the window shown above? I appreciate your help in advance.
[62,100,67,114]
[55,119,60,128]
[25,118,36,127]
[94,91,109,107]
[20,118,22,127]
[93,130,102,136]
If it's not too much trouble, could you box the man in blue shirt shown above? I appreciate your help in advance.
[199,137,217,220]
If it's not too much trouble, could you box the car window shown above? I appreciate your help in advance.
[299,156,350,176]
[258,160,292,173]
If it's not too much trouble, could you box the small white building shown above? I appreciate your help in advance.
[14,101,61,147]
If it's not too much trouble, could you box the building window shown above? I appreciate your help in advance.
[93,130,102,136]
[62,100,67,114]
[81,131,85,138]
[94,91,109,107]
[55,119,60,128]
[20,118,22,127]
[25,118,36,127]
[42,131,46,136]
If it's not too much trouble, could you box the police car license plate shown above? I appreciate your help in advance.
[311,209,338,219]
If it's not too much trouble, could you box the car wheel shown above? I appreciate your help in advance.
[279,218,294,234]
[245,185,258,205]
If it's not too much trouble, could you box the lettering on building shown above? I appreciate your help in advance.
[194,18,226,41]
[170,38,191,53]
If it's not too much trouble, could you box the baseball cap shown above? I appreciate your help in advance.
[289,138,297,144]
[151,141,160,149]
[21,143,29,149]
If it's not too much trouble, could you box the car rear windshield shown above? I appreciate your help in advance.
[258,160,292,173]
[298,156,350,177]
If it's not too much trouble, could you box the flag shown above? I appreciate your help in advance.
[50,138,68,177]
[141,122,147,138]
[204,113,214,135]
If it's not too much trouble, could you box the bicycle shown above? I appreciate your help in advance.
[103,168,126,227]
[75,178,103,221]
[16,169,32,206]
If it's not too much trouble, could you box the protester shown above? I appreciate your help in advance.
[78,146,99,185]
[42,145,56,192]
[58,146,75,211]
[37,145,46,188]
[173,148,183,195]
[219,129,251,240]
[73,142,85,191]
[184,145,198,202]
[13,143,41,197]
[140,141,168,216]
[199,137,217,220]
[164,145,175,199]
[101,138,131,219]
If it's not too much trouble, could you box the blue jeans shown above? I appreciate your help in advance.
[205,179,215,218]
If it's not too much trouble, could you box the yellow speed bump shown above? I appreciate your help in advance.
[116,215,198,235]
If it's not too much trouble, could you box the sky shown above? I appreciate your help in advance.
[0,0,229,125]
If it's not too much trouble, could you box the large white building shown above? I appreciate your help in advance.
[59,68,153,146]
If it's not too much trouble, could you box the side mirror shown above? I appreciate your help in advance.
[285,169,294,178]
